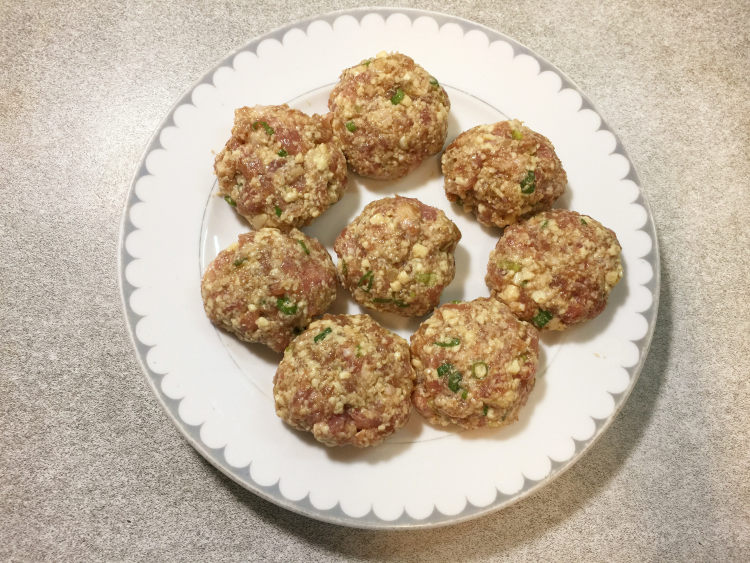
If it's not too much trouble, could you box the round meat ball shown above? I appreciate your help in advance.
[328,52,450,180]
[214,105,348,230]
[334,196,461,316]
[273,314,415,447]
[485,209,623,331]
[410,298,538,429]
[442,120,567,228]
[201,228,337,353]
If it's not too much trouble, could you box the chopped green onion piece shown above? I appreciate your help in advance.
[461,389,468,400]
[437,362,454,378]
[497,260,521,272]
[371,296,409,308]
[314,327,332,343]
[450,299,462,304]
[531,309,553,328]
[357,270,374,292]
[483,405,489,416]
[434,337,460,347]
[390,88,405,105]
[274,205,282,217]
[224,195,237,207]
[471,361,488,379]
[518,352,529,362]
[277,149,288,157]
[447,371,463,393]
[429,77,439,87]
[252,120,274,135]
[362,59,372,66]
[580,218,588,225]
[520,170,536,194]
[297,239,310,255]
[233,257,247,267]
[345,121,357,132]
[341,259,348,277]
[415,272,436,286]
[511,129,523,140]
[276,296,298,315]
[540,220,548,228]
[355,343,362,357]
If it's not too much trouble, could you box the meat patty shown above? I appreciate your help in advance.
[442,120,567,228]
[410,298,539,429]
[273,314,415,447]
[485,209,623,330]
[328,52,450,180]
[201,228,337,352]
[214,105,348,230]
[334,196,461,316]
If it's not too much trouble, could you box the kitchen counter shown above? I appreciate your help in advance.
[2,1,748,560]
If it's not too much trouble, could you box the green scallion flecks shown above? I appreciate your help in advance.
[415,272,436,286]
[471,361,488,379]
[357,270,374,292]
[297,239,309,255]
[276,296,298,315]
[390,88,405,105]
[447,371,463,393]
[345,121,357,132]
[224,195,236,207]
[252,120,274,135]
[531,309,553,329]
[437,362,454,378]
[277,149,288,157]
[434,337,460,347]
[520,170,536,194]
[314,327,332,343]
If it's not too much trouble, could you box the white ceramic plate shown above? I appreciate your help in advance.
[120,8,659,528]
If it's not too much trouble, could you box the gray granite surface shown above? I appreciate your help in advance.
[1,0,748,560]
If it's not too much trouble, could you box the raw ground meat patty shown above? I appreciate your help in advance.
[273,314,415,447]
[441,119,567,228]
[485,209,623,331]
[214,105,348,230]
[328,52,450,180]
[201,228,337,352]
[334,196,461,316]
[410,298,539,429]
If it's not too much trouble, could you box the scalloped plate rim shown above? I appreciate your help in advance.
[118,7,660,529]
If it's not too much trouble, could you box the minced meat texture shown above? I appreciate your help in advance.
[334,196,461,316]
[441,120,567,228]
[410,298,538,429]
[486,209,623,330]
[328,52,450,180]
[273,314,415,447]
[214,104,348,230]
[201,228,337,352]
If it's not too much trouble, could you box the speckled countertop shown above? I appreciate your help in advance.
[2,1,748,560]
